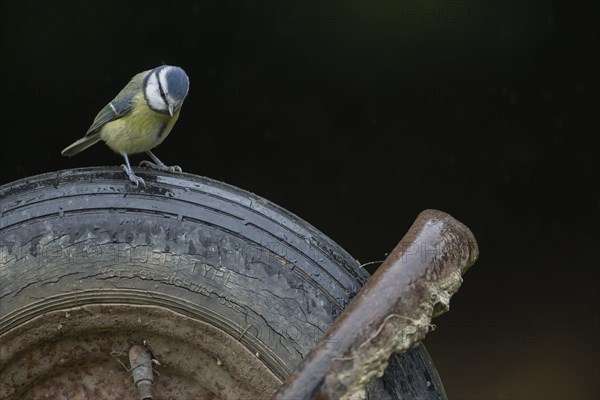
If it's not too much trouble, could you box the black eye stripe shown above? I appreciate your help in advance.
[156,72,168,102]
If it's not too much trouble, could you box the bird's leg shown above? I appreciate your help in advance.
[139,151,182,173]
[121,153,146,187]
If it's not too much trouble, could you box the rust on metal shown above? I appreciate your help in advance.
[272,209,479,400]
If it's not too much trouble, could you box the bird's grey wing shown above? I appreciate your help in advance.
[84,70,149,136]
[84,98,134,136]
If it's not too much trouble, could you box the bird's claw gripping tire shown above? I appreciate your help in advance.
[0,167,446,399]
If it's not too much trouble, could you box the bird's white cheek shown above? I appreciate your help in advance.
[146,87,165,111]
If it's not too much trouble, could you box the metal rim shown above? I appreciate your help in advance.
[0,303,281,399]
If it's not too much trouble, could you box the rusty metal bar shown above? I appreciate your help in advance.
[272,209,479,400]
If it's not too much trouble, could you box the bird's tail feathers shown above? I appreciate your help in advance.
[61,134,101,157]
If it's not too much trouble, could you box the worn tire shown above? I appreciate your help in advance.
[0,167,446,399]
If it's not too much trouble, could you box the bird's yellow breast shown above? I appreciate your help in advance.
[100,93,180,155]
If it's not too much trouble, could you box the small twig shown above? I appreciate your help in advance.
[110,347,133,373]
[358,260,385,269]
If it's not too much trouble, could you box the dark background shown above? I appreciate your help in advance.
[1,1,598,398]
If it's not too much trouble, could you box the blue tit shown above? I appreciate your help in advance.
[62,65,190,187]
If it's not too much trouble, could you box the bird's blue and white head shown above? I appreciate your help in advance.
[144,65,190,116]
